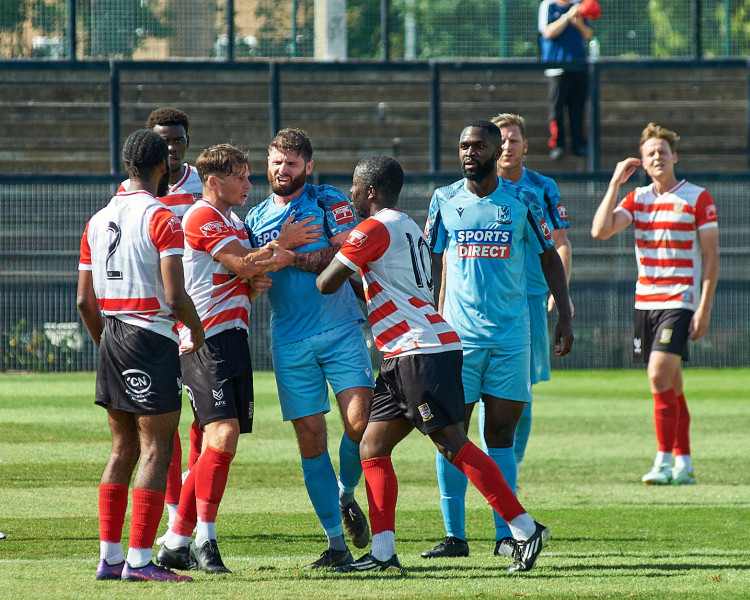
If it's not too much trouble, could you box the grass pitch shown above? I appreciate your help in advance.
[0,369,748,599]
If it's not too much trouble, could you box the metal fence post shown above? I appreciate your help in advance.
[109,61,120,174]
[226,0,235,62]
[692,0,702,59]
[67,0,76,61]
[588,61,600,173]
[429,61,440,173]
[381,0,390,61]
[269,61,281,140]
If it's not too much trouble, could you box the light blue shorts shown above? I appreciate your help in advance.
[462,344,531,405]
[272,320,375,421]
[529,293,551,385]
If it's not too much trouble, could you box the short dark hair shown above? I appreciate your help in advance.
[354,156,404,206]
[121,129,168,180]
[145,106,190,134]
[464,119,501,144]
[196,144,250,184]
[269,128,313,162]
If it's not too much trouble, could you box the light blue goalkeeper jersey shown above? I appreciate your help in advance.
[517,168,569,297]
[244,183,362,348]
[425,177,553,349]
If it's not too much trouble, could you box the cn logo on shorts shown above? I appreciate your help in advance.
[122,369,153,402]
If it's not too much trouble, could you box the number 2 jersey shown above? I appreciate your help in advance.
[78,190,185,341]
[336,208,462,359]
[425,178,554,350]
[180,199,253,344]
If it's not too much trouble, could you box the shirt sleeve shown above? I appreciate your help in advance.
[78,221,92,271]
[523,189,554,255]
[337,218,391,271]
[184,206,238,255]
[316,185,357,238]
[543,178,570,230]
[695,190,718,229]
[615,190,636,221]
[149,208,184,258]
[424,190,448,254]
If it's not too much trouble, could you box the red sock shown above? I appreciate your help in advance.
[195,446,234,523]
[98,483,128,543]
[165,431,182,505]
[653,389,678,452]
[453,442,525,523]
[173,467,198,536]
[362,456,398,534]
[188,421,203,471]
[673,393,691,456]
[128,488,165,549]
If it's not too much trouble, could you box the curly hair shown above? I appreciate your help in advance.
[145,106,190,134]
[121,129,169,180]
[269,128,313,162]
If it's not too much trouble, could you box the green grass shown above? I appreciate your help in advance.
[1,369,749,599]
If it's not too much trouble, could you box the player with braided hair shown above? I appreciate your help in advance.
[78,128,204,582]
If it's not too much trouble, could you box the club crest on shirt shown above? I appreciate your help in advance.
[659,328,673,344]
[633,337,642,354]
[496,206,511,224]
[330,202,355,225]
[200,220,230,237]
[346,230,368,247]
[418,403,434,422]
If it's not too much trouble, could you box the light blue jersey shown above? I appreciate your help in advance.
[518,168,569,296]
[244,183,363,347]
[425,177,553,350]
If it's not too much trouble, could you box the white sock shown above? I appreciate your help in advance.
[508,513,536,541]
[166,503,178,525]
[655,451,672,467]
[194,518,216,547]
[163,530,190,550]
[126,547,152,568]
[370,530,396,562]
[100,541,124,564]
[674,455,692,471]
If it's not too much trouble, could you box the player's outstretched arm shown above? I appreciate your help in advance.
[161,255,204,354]
[540,247,573,356]
[316,257,356,295]
[213,241,273,280]
[76,270,104,347]
[259,230,348,274]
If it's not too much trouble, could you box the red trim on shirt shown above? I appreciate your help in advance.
[98,297,161,312]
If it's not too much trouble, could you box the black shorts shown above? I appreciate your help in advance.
[95,318,182,414]
[633,309,693,363]
[370,350,466,435]
[181,328,254,434]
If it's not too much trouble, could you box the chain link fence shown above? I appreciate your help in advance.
[2,1,748,60]
[1,172,748,372]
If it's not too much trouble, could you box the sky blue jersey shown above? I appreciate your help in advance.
[517,168,570,297]
[425,177,554,349]
[244,183,362,347]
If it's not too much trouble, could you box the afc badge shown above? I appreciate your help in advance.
[659,328,673,344]
[496,206,511,224]
[633,337,642,354]
[418,403,434,422]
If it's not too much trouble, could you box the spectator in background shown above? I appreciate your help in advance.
[539,0,594,160]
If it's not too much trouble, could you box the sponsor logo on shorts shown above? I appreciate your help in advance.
[346,230,368,247]
[496,205,511,224]
[122,369,153,402]
[633,337,642,354]
[176,377,182,397]
[659,328,673,344]
[185,385,196,410]
[331,202,355,225]
[212,388,225,407]
[248,401,254,419]
[418,403,434,422]
[200,220,230,237]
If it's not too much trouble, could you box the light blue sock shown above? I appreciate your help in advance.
[301,452,343,540]
[514,402,533,466]
[436,450,468,541]
[487,446,517,540]
[337,433,362,507]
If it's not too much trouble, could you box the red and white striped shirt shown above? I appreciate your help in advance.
[180,199,253,343]
[79,191,185,341]
[119,164,202,219]
[336,208,462,359]
[616,180,718,310]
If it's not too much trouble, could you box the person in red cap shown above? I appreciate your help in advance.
[538,1,596,160]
